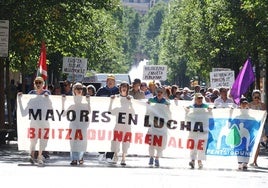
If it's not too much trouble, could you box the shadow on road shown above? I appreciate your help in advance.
[1,142,268,173]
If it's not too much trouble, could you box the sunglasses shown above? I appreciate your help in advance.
[197,97,203,99]
[35,81,42,85]
[254,96,260,99]
[75,87,83,90]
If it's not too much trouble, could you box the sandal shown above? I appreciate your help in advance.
[120,160,126,166]
[79,159,84,165]
[70,160,77,165]
[250,162,258,167]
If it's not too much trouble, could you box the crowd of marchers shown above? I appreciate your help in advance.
[13,74,267,170]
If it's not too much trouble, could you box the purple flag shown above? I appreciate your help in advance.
[230,59,255,104]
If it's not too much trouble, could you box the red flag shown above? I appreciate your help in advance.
[37,41,47,82]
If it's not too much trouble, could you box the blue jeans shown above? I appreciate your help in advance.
[70,152,84,161]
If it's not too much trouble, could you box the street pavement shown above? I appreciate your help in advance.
[0,141,268,188]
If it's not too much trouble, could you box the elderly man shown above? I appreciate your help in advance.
[96,74,119,97]
[214,87,236,108]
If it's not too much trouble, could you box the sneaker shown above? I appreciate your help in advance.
[70,160,78,165]
[106,158,114,164]
[29,157,35,164]
[242,163,248,170]
[149,157,154,165]
[42,151,50,159]
[120,160,126,166]
[249,162,258,167]
[189,161,195,169]
[238,163,248,170]
[79,159,84,165]
[154,159,160,167]
[198,162,203,169]
[38,158,44,165]
[111,156,118,164]
[98,154,106,162]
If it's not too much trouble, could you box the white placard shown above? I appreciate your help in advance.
[62,57,87,76]
[212,68,231,72]
[210,71,234,88]
[143,65,167,80]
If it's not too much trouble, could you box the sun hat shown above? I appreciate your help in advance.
[133,78,141,85]
[34,76,44,83]
[107,74,115,80]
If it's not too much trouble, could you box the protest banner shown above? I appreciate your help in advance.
[17,95,266,161]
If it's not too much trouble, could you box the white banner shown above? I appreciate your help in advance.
[17,95,266,160]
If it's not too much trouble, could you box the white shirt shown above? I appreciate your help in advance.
[214,97,237,108]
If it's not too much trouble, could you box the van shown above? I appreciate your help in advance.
[82,73,131,91]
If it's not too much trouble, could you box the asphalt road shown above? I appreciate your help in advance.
[1,141,268,188]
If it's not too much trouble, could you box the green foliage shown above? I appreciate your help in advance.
[2,0,268,88]
[1,0,126,82]
[120,7,141,66]
[159,0,268,88]
[140,1,168,64]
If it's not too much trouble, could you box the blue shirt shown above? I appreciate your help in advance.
[148,96,170,105]
[96,86,119,97]
[189,103,209,108]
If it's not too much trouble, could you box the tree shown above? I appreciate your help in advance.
[1,0,127,87]
[140,1,167,65]
[159,0,268,88]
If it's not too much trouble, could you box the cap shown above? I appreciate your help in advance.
[156,87,165,93]
[183,87,190,92]
[86,84,96,92]
[194,93,203,98]
[107,74,115,81]
[148,81,155,87]
[240,97,248,104]
[252,89,261,96]
[72,82,83,90]
[133,78,141,85]
[34,76,44,83]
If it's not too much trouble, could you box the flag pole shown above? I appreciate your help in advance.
[37,41,48,89]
